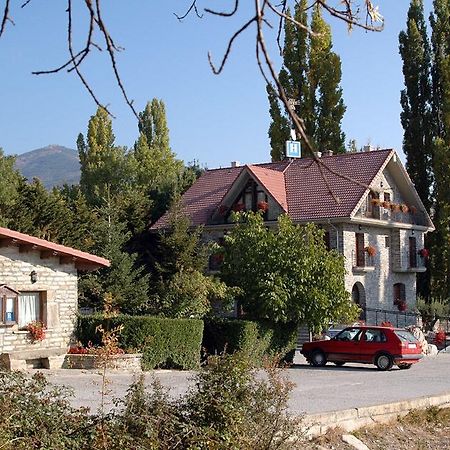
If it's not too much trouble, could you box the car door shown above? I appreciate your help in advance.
[359,328,388,363]
[327,327,363,363]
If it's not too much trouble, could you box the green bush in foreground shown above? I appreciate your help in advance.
[203,318,298,365]
[76,314,203,370]
[0,353,304,449]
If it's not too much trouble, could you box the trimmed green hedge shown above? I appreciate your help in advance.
[76,314,204,370]
[202,319,298,365]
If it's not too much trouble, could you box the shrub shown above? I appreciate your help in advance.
[118,352,304,448]
[203,318,298,365]
[76,314,204,370]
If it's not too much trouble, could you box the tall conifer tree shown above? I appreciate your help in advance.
[399,0,433,212]
[429,0,450,299]
[267,2,346,160]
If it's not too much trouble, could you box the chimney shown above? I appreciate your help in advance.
[322,150,334,157]
[314,151,322,158]
[363,145,372,152]
[231,161,240,168]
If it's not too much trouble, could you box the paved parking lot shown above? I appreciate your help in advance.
[39,351,450,415]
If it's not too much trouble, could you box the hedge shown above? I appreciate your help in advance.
[76,314,204,370]
[202,318,298,365]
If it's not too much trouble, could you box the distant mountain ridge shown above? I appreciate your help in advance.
[14,145,81,189]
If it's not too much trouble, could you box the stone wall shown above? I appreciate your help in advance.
[341,223,418,312]
[0,245,78,362]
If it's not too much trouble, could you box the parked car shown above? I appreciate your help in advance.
[301,326,423,371]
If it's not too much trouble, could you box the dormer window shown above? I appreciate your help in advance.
[232,179,268,216]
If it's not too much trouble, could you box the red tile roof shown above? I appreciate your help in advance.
[152,149,394,228]
[0,227,110,271]
[247,165,288,211]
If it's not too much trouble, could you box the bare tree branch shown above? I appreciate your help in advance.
[0,0,13,38]
[174,0,203,21]
[205,0,239,17]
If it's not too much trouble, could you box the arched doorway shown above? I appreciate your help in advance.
[352,282,366,321]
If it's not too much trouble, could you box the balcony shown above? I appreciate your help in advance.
[355,205,429,227]
[392,250,427,273]
[351,250,375,273]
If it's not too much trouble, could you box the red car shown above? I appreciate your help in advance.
[301,326,423,371]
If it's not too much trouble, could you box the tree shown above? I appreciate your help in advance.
[79,203,150,314]
[399,0,433,212]
[267,2,346,160]
[221,212,358,331]
[429,0,450,299]
[78,107,130,207]
[0,149,22,226]
[150,204,234,318]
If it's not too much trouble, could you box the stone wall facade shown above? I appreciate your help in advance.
[0,245,78,368]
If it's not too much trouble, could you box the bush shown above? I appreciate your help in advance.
[76,314,204,370]
[119,352,304,448]
[203,318,298,365]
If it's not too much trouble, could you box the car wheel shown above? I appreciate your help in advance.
[375,353,393,371]
[398,363,412,370]
[333,361,345,367]
[311,350,327,367]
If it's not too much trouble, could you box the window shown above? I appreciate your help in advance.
[0,289,44,327]
[409,236,417,268]
[335,327,362,341]
[364,329,387,343]
[393,283,406,305]
[232,179,268,216]
[383,192,391,203]
[0,285,18,325]
[18,292,42,328]
[385,236,390,247]
[355,232,365,266]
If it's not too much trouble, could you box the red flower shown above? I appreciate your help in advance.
[257,201,269,212]
[232,202,245,212]
[395,300,407,312]
[26,321,46,342]
[419,248,429,258]
[365,245,377,257]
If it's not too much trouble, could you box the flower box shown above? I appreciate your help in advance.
[257,201,269,212]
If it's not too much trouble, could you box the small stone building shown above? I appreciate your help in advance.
[0,227,109,369]
[152,149,434,326]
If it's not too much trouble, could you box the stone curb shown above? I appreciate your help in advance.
[303,391,450,437]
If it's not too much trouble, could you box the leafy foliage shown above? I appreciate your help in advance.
[221,212,358,331]
[76,314,204,370]
[151,204,235,318]
[203,318,298,365]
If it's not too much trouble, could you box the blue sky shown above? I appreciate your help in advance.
[0,1,433,168]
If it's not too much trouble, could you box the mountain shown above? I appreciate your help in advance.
[14,145,81,189]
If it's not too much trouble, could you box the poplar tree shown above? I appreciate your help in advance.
[399,0,433,212]
[267,2,346,160]
[78,107,129,206]
[429,0,450,299]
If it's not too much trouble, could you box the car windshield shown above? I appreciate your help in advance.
[335,328,361,341]
[394,330,418,343]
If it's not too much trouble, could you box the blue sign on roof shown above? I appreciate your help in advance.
[285,140,301,158]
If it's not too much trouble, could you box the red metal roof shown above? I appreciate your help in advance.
[151,149,394,228]
[0,227,110,271]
